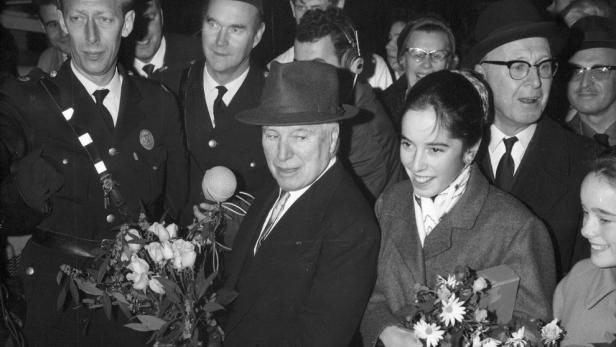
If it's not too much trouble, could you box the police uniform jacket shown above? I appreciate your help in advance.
[181,60,273,216]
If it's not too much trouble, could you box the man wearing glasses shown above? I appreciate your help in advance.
[566,16,616,147]
[464,0,600,277]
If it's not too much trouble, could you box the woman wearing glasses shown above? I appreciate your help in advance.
[379,16,458,132]
[361,70,555,347]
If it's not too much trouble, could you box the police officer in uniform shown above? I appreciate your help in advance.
[181,0,273,225]
[0,0,187,345]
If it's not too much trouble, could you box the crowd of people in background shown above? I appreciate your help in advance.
[1,0,616,346]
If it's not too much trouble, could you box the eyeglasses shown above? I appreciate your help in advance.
[480,59,559,80]
[567,64,616,81]
[404,48,451,63]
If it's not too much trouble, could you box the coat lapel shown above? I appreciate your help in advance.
[183,61,213,170]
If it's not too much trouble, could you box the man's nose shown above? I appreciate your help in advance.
[86,18,99,44]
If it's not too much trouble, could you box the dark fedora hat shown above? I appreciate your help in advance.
[236,61,359,126]
[568,15,616,52]
[462,0,563,68]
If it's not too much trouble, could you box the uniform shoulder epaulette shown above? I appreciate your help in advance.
[23,67,50,82]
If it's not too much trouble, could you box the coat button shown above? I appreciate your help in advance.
[108,148,118,156]
[249,162,256,168]
[106,214,115,223]
[208,139,217,148]
[62,158,69,165]
[25,266,34,275]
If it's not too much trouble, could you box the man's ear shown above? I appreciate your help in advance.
[252,22,266,48]
[329,124,340,156]
[122,10,135,37]
[57,9,69,35]
[449,54,460,69]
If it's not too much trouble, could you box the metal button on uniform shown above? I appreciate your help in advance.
[249,162,256,168]
[106,214,116,223]
[152,166,158,171]
[62,158,69,165]
[208,139,218,148]
[108,147,118,156]
[25,266,34,276]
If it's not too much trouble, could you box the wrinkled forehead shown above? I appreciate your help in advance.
[485,37,551,60]
[293,0,332,9]
[60,0,127,14]
[570,47,616,65]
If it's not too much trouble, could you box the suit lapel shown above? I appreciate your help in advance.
[114,71,145,142]
[183,61,213,170]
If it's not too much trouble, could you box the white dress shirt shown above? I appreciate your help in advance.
[202,64,249,128]
[488,124,536,177]
[134,36,167,77]
[71,62,123,125]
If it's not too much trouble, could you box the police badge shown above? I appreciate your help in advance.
[139,129,155,150]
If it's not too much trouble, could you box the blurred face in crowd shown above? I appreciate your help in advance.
[134,0,163,62]
[568,47,616,120]
[39,3,71,54]
[58,0,134,86]
[263,123,339,192]
[400,106,477,198]
[202,0,264,85]
[294,35,341,68]
[581,172,616,268]
[546,0,573,15]
[476,37,553,136]
[290,0,343,24]
[385,20,406,75]
[403,30,453,88]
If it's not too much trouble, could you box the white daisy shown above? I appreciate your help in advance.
[439,295,466,326]
[414,319,445,347]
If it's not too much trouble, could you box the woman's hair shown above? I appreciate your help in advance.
[396,14,456,61]
[589,147,616,186]
[404,69,491,149]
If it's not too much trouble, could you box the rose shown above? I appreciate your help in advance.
[145,242,164,264]
[127,271,149,290]
[161,241,174,260]
[171,239,197,270]
[473,277,488,293]
[436,286,452,301]
[127,255,149,274]
[148,278,165,294]
[148,222,178,242]
[541,319,564,343]
[124,228,143,252]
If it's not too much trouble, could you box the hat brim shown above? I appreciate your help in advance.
[235,104,359,126]
[462,22,565,69]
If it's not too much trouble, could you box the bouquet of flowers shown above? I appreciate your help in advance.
[399,266,565,347]
[56,166,251,346]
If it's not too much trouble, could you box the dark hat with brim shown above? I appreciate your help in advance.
[462,0,566,68]
[236,61,359,126]
[567,15,616,53]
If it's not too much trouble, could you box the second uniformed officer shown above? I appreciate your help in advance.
[0,0,187,345]
[181,0,273,224]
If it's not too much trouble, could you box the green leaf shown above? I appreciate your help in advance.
[56,277,69,311]
[204,301,224,313]
[102,293,112,320]
[69,279,80,306]
[136,315,167,331]
[215,288,238,306]
[124,323,155,332]
[111,292,129,304]
[195,270,216,300]
[56,270,63,285]
[97,258,110,283]
[157,277,182,304]
[118,301,132,319]
[75,278,104,296]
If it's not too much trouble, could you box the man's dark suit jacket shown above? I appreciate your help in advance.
[223,162,380,347]
[181,60,273,221]
[0,61,187,345]
[477,116,601,276]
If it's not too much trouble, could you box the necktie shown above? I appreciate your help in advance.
[254,190,290,254]
[494,136,518,192]
[594,133,610,147]
[213,86,227,128]
[93,89,114,130]
[142,64,155,76]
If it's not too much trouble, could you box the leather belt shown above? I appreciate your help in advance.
[31,229,101,258]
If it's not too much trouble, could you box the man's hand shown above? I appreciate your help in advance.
[379,325,421,347]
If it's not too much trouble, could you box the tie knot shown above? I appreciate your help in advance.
[503,136,518,153]
[216,85,227,100]
[93,89,110,105]
[142,64,155,76]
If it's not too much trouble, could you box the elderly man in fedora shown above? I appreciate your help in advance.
[221,60,380,347]
[566,16,616,147]
[463,0,601,278]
